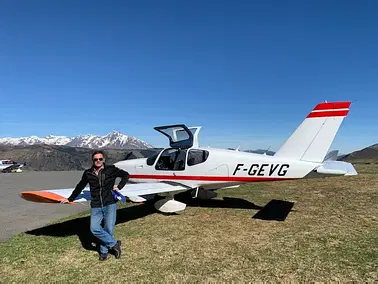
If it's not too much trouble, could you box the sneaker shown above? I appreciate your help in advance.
[111,240,122,259]
[99,253,108,261]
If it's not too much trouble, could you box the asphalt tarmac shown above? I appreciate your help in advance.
[0,171,90,242]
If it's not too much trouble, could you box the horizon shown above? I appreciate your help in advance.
[0,128,375,154]
[1,1,377,154]
[0,130,132,139]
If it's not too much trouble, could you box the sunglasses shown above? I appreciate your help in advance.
[93,158,104,162]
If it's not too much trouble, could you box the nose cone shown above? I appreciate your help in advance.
[114,158,146,173]
[114,160,133,173]
[114,160,130,169]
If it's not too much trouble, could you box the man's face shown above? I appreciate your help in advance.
[92,153,104,168]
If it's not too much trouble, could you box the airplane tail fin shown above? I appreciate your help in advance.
[274,102,351,163]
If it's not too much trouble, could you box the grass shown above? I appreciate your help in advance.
[1,164,378,282]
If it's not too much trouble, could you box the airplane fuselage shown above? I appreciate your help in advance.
[115,147,320,190]
[0,160,24,172]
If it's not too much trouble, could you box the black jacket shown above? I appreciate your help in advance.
[68,164,129,208]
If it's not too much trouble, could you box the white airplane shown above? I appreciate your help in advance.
[21,101,357,213]
[0,160,25,173]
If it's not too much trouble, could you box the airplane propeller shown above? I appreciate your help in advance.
[124,152,134,160]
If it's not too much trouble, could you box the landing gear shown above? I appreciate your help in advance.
[153,187,217,213]
[191,187,217,200]
[154,195,186,213]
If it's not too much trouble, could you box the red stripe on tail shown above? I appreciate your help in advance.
[313,102,351,111]
[307,110,349,118]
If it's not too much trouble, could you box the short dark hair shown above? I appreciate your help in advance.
[91,150,105,159]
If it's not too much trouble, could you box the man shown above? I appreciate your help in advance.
[61,150,130,261]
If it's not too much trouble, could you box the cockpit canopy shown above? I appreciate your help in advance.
[154,124,201,149]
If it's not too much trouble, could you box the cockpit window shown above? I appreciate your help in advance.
[146,151,161,166]
[187,150,209,166]
[155,148,187,171]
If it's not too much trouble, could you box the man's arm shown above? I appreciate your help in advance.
[115,167,129,190]
[67,172,88,202]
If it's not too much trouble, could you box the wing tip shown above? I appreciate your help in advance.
[21,191,74,204]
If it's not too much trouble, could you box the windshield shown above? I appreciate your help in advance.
[155,148,187,171]
[146,151,162,166]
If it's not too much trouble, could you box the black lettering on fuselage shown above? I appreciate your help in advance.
[233,163,244,175]
[278,164,290,176]
[248,164,259,175]
[257,164,268,176]
[233,163,290,176]
[269,164,280,175]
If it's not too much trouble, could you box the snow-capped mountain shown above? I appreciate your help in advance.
[0,135,71,146]
[0,131,153,149]
[66,131,152,149]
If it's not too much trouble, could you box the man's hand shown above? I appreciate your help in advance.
[60,198,69,204]
[113,185,119,191]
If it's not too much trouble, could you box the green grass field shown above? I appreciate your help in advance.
[1,164,378,283]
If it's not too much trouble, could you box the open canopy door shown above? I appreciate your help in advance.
[154,124,201,149]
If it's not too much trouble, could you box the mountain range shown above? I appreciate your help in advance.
[0,131,152,149]
[341,143,378,163]
[0,143,377,172]
[0,129,377,171]
[0,144,161,171]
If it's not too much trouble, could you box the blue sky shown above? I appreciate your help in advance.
[1,0,377,153]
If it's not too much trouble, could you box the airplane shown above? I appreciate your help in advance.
[0,160,25,173]
[21,101,357,213]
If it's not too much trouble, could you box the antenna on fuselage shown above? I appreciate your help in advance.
[263,146,271,156]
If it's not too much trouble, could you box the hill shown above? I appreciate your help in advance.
[0,145,161,171]
[341,143,378,163]
[0,131,152,149]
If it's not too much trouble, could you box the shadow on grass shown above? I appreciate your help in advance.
[26,203,155,252]
[176,191,295,221]
[252,199,295,221]
[26,196,294,251]
[175,191,263,210]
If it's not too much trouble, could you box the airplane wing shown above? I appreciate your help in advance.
[20,182,189,204]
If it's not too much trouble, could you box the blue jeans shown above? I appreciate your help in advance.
[90,203,117,254]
